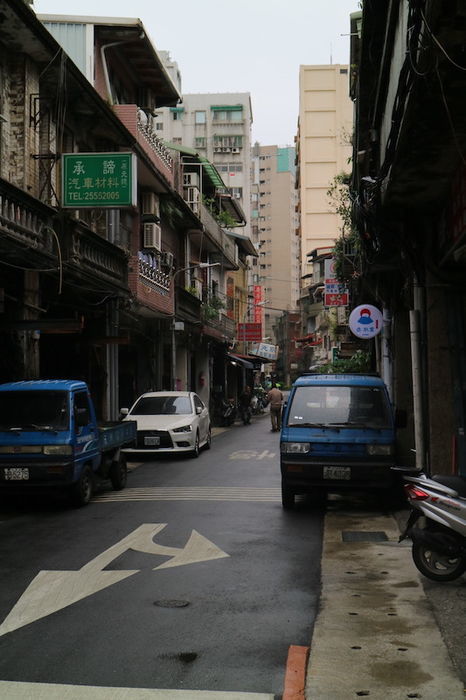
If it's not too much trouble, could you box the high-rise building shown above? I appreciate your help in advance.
[298,65,353,275]
[251,144,299,343]
[154,92,253,240]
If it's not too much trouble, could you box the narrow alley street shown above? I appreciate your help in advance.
[0,416,323,698]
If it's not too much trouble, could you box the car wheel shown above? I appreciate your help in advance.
[191,432,200,458]
[110,454,127,490]
[204,427,212,450]
[70,465,94,507]
[281,482,295,510]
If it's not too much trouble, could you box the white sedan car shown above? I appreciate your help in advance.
[120,391,211,457]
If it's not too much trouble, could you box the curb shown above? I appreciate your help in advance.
[283,645,310,700]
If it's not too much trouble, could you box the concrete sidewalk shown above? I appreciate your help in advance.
[305,507,465,699]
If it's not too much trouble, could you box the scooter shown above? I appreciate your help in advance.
[397,468,466,581]
[218,397,237,426]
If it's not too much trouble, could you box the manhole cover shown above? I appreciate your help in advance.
[342,531,388,542]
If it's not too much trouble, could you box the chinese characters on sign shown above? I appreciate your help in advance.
[348,304,383,339]
[324,258,349,307]
[237,323,262,342]
[62,153,137,208]
[248,342,278,361]
[253,285,264,323]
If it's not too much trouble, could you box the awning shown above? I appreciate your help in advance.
[227,353,254,369]
[225,230,257,256]
[199,156,225,189]
[163,143,226,190]
[210,105,243,111]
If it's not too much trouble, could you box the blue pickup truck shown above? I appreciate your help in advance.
[0,380,137,506]
[280,373,400,509]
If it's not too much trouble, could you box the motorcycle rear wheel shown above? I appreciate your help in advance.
[412,541,466,582]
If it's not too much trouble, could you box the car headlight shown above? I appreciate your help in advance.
[281,442,311,454]
[366,444,393,456]
[173,425,193,433]
[43,445,73,455]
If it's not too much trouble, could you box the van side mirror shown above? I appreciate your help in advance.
[120,408,129,416]
[395,409,407,429]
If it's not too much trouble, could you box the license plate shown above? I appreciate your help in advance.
[4,467,29,481]
[323,466,351,480]
[144,437,160,446]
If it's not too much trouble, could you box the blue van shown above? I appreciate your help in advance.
[280,374,397,508]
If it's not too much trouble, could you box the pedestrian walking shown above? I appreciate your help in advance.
[238,385,252,424]
[267,383,283,432]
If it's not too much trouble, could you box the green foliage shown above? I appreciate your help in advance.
[216,210,237,229]
[314,350,372,374]
[327,172,360,283]
[202,295,225,321]
[185,285,199,298]
[202,195,237,229]
[208,295,225,310]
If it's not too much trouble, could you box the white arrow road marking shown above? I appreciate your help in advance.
[0,524,229,637]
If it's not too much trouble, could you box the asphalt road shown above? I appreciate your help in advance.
[0,416,324,697]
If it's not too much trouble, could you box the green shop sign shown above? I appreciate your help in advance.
[61,152,137,208]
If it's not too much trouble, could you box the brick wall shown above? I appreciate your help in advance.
[7,55,41,197]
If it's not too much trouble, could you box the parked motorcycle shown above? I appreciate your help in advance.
[397,468,466,581]
[215,397,237,427]
[251,388,268,415]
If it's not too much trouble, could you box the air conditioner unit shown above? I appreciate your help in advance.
[231,148,240,153]
[183,172,200,188]
[222,147,231,152]
[213,147,222,153]
[143,222,161,250]
[141,192,160,217]
[161,251,174,268]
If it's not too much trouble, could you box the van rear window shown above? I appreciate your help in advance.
[287,386,392,429]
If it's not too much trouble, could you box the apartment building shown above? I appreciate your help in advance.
[251,144,299,343]
[154,91,253,240]
[298,64,353,276]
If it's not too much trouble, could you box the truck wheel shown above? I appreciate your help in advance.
[70,465,93,507]
[110,454,127,490]
[281,482,295,510]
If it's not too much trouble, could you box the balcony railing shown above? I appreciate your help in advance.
[0,179,54,255]
[64,221,128,287]
[206,312,235,335]
[137,251,171,292]
[113,105,174,185]
[197,202,238,268]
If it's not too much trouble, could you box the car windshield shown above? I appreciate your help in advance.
[130,396,192,416]
[287,385,392,429]
[0,391,69,431]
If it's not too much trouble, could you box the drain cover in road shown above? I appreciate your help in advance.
[341,531,388,542]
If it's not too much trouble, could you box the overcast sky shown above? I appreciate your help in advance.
[33,0,359,146]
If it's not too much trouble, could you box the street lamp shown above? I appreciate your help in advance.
[171,262,220,391]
